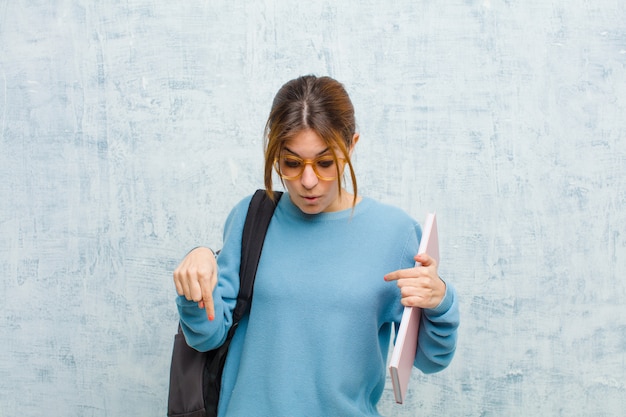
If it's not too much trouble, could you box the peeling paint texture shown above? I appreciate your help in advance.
[1,1,625,416]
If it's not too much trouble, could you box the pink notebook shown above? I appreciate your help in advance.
[388,213,439,404]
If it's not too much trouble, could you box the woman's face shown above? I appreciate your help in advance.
[280,129,353,214]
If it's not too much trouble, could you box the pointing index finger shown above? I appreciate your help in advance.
[202,281,215,321]
[384,268,411,282]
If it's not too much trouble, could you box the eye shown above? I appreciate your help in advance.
[283,156,302,168]
[316,157,335,169]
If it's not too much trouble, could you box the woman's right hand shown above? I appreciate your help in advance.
[173,247,218,321]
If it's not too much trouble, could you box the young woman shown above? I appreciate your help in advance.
[174,75,459,416]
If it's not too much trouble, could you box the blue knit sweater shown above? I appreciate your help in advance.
[177,193,459,417]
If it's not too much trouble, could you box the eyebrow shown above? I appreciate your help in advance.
[283,147,331,157]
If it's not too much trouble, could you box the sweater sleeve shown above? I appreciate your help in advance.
[176,196,251,352]
[414,280,460,373]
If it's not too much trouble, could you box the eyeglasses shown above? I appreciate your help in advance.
[274,154,345,181]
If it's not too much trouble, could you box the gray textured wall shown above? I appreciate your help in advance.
[1,1,625,416]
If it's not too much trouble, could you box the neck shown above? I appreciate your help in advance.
[336,189,361,211]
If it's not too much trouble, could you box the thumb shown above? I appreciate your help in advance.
[415,253,435,266]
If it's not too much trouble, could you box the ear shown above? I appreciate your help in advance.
[349,133,360,156]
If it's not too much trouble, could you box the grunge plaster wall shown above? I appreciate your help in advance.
[1,1,624,415]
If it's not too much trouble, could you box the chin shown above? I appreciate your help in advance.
[296,204,325,215]
[292,197,327,214]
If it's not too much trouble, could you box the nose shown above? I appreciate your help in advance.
[300,164,318,189]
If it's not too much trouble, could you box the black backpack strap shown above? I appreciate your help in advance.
[202,190,282,417]
[169,189,282,417]
[231,189,282,327]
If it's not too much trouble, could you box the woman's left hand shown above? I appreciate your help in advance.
[384,253,446,309]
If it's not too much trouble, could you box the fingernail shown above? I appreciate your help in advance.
[208,315,214,321]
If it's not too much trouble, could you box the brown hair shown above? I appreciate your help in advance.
[263,75,358,206]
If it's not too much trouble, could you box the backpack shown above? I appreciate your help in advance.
[167,190,283,417]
